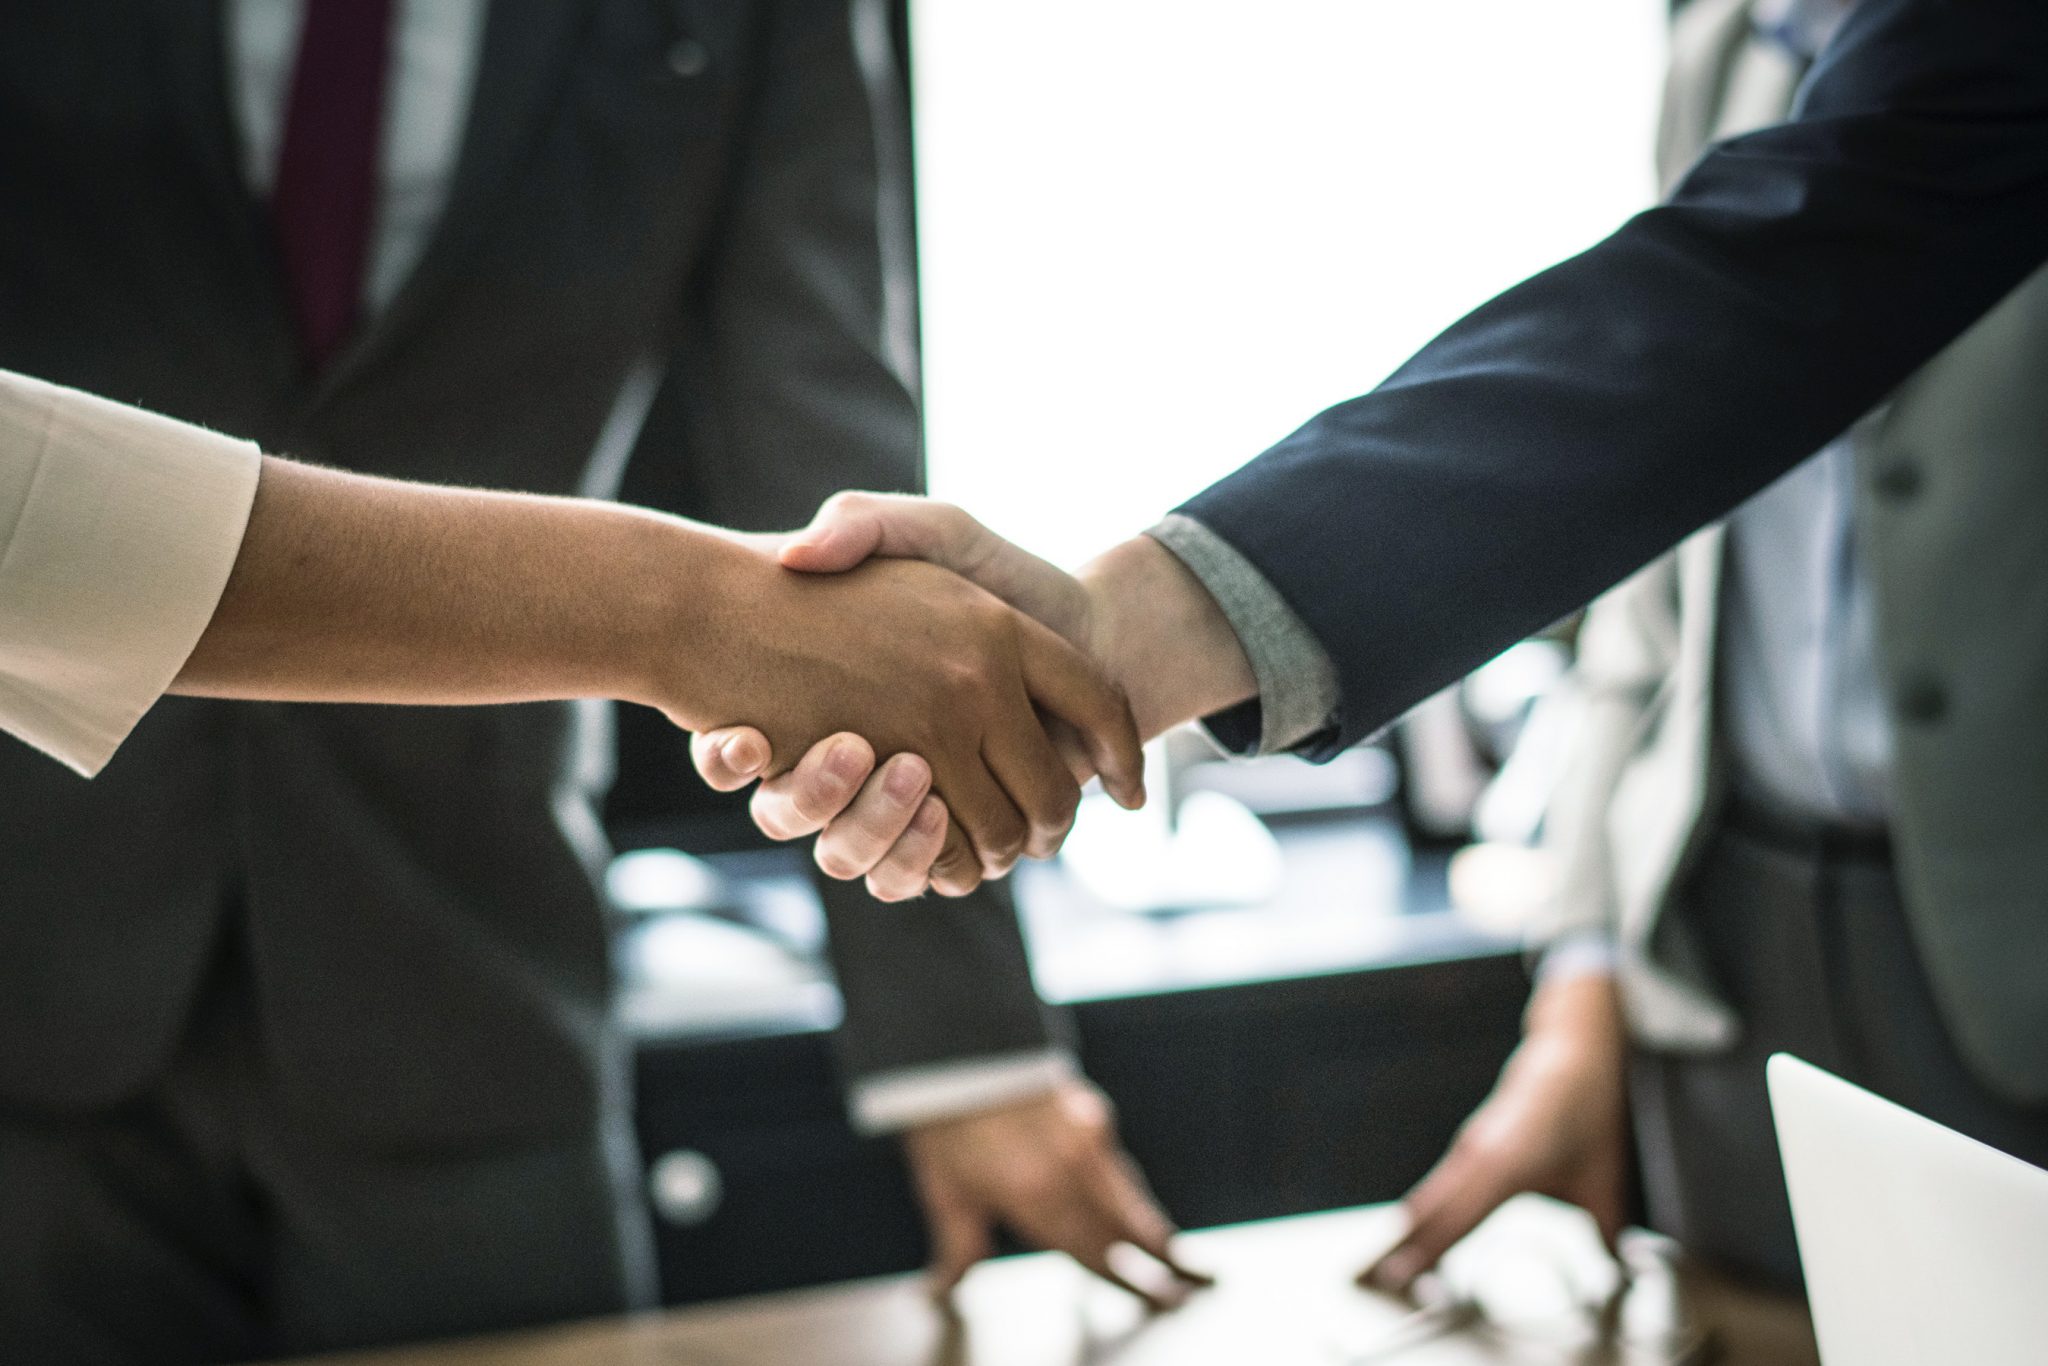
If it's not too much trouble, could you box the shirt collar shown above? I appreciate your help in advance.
[1751,0,1855,62]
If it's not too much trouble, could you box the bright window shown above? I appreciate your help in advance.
[913,0,1666,569]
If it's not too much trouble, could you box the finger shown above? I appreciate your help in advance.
[931,750,1032,879]
[866,795,950,902]
[1044,717,1097,790]
[979,693,1082,863]
[749,734,876,841]
[1361,1153,1513,1294]
[1091,1150,1214,1287]
[1062,1224,1184,1314]
[811,753,933,882]
[919,1185,996,1301]
[1014,615,1145,811]
[927,822,985,897]
[984,1176,1184,1314]
[690,726,772,792]
[780,492,974,575]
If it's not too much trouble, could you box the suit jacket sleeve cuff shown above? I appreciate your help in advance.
[1146,514,1342,757]
[0,370,261,777]
[847,1048,1079,1136]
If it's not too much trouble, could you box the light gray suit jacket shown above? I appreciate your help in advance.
[1538,0,2048,1105]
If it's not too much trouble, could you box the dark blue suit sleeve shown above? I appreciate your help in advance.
[1179,0,2048,758]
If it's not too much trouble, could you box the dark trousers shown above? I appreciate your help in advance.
[0,924,656,1366]
[1630,807,2048,1291]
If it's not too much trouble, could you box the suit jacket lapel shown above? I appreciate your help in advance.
[309,0,593,405]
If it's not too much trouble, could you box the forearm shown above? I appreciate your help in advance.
[1075,535,1258,742]
[1177,0,2048,753]
[174,456,732,716]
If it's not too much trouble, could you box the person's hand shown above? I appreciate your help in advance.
[901,1081,1214,1310]
[667,538,1142,883]
[780,492,1101,663]
[1360,970,1630,1295]
[693,727,985,898]
[692,494,1258,892]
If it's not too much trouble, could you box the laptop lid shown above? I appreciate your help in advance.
[1767,1053,2048,1366]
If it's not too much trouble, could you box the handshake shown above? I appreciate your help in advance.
[673,493,1258,901]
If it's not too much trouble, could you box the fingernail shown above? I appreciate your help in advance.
[722,733,762,773]
[824,739,865,787]
[913,799,945,835]
[884,757,927,801]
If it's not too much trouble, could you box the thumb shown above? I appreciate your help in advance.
[780,492,977,575]
[780,500,887,573]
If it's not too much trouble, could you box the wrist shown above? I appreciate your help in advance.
[1520,971,1625,1071]
[618,516,769,728]
[1077,536,1257,741]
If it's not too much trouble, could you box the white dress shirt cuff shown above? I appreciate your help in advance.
[848,1048,1080,1136]
[1146,513,1341,756]
[0,372,262,777]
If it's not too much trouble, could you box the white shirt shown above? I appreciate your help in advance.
[1717,0,1895,830]
[225,0,485,315]
[0,371,261,776]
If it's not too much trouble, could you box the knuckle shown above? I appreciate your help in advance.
[990,810,1030,860]
[1045,787,1083,838]
[931,843,976,881]
[1073,1105,1115,1144]
[853,808,905,852]
[939,656,991,701]
[789,773,853,826]
[789,790,834,827]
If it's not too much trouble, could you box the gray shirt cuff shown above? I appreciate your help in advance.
[1146,513,1341,757]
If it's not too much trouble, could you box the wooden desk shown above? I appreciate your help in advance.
[290,1199,1818,1366]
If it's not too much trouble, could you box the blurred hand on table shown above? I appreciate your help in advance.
[1362,969,1631,1295]
[903,1080,1213,1311]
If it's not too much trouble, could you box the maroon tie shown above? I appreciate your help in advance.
[272,0,396,370]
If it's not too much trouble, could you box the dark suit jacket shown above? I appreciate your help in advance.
[1181,0,2048,1097]
[0,0,1055,1144]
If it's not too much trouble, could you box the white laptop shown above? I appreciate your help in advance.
[1767,1053,2048,1366]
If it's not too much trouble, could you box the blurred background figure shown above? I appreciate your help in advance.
[1367,0,2048,1295]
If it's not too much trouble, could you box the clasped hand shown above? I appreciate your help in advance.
[670,522,1145,893]
[688,501,1155,897]
[689,494,1256,897]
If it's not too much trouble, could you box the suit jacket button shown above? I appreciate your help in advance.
[1895,673,1948,725]
[1873,459,1923,501]
[667,37,710,77]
